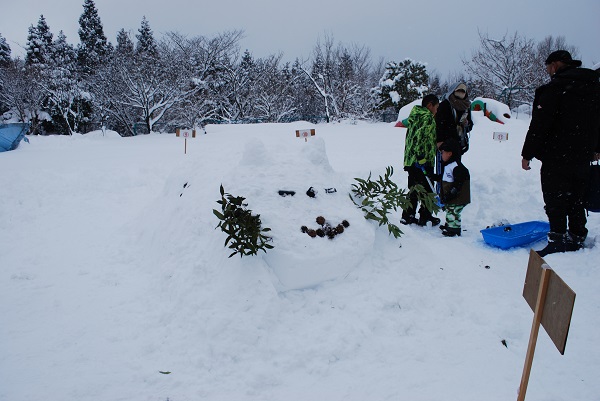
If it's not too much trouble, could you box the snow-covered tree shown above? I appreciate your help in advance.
[95,35,202,135]
[287,58,319,121]
[218,49,260,121]
[0,33,11,67]
[160,30,243,128]
[252,56,298,122]
[116,29,134,56]
[0,59,47,133]
[299,35,377,122]
[93,55,137,135]
[372,59,429,112]
[77,0,111,74]
[332,44,374,119]
[135,16,159,58]
[25,15,53,67]
[298,35,340,123]
[38,31,87,135]
[463,30,537,108]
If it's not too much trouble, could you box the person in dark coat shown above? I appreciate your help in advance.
[436,82,473,152]
[521,50,600,256]
[438,138,470,237]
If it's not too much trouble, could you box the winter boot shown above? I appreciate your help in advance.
[565,232,585,252]
[537,232,567,257]
[400,214,418,225]
[418,215,441,227]
[441,226,461,237]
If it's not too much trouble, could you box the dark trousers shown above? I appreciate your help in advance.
[540,163,589,238]
[403,165,434,220]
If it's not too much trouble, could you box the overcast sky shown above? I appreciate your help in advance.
[2,0,599,77]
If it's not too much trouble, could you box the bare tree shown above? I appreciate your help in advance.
[253,56,299,122]
[463,30,537,108]
[299,34,376,122]
[334,43,374,119]
[300,34,339,122]
[532,35,580,88]
[0,59,47,134]
[162,30,243,127]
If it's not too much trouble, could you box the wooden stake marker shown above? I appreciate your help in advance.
[517,250,576,401]
[176,128,196,154]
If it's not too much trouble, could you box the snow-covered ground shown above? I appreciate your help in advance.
[1,111,599,401]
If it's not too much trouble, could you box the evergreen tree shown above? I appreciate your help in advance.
[303,48,339,122]
[291,58,319,121]
[77,0,111,73]
[51,31,77,66]
[333,49,362,118]
[0,33,11,67]
[135,16,158,58]
[232,49,256,119]
[428,72,443,98]
[40,30,86,134]
[373,59,429,112]
[25,15,53,67]
[115,29,134,56]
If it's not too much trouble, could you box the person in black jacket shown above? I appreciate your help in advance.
[438,138,470,237]
[521,50,600,256]
[436,82,473,153]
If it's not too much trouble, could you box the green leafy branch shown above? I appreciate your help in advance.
[213,185,274,258]
[349,166,440,238]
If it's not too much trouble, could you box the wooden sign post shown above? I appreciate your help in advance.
[517,250,576,401]
[176,128,196,154]
[295,128,315,142]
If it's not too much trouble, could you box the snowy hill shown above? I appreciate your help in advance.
[1,115,599,401]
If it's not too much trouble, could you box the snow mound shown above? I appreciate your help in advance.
[225,136,375,291]
[396,97,512,127]
[77,129,122,139]
[395,99,421,127]
[471,97,511,123]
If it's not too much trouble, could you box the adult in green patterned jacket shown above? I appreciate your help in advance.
[401,94,441,227]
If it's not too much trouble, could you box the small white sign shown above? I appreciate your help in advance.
[493,132,509,142]
[181,129,192,138]
[295,128,316,140]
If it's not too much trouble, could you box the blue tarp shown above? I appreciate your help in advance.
[0,123,30,152]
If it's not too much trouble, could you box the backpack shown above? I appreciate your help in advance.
[456,110,470,155]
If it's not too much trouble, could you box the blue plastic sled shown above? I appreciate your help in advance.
[0,123,30,152]
[480,221,550,250]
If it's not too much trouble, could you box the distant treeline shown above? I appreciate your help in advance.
[0,0,580,135]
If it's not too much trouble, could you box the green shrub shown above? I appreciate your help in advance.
[213,185,274,258]
[349,166,439,238]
